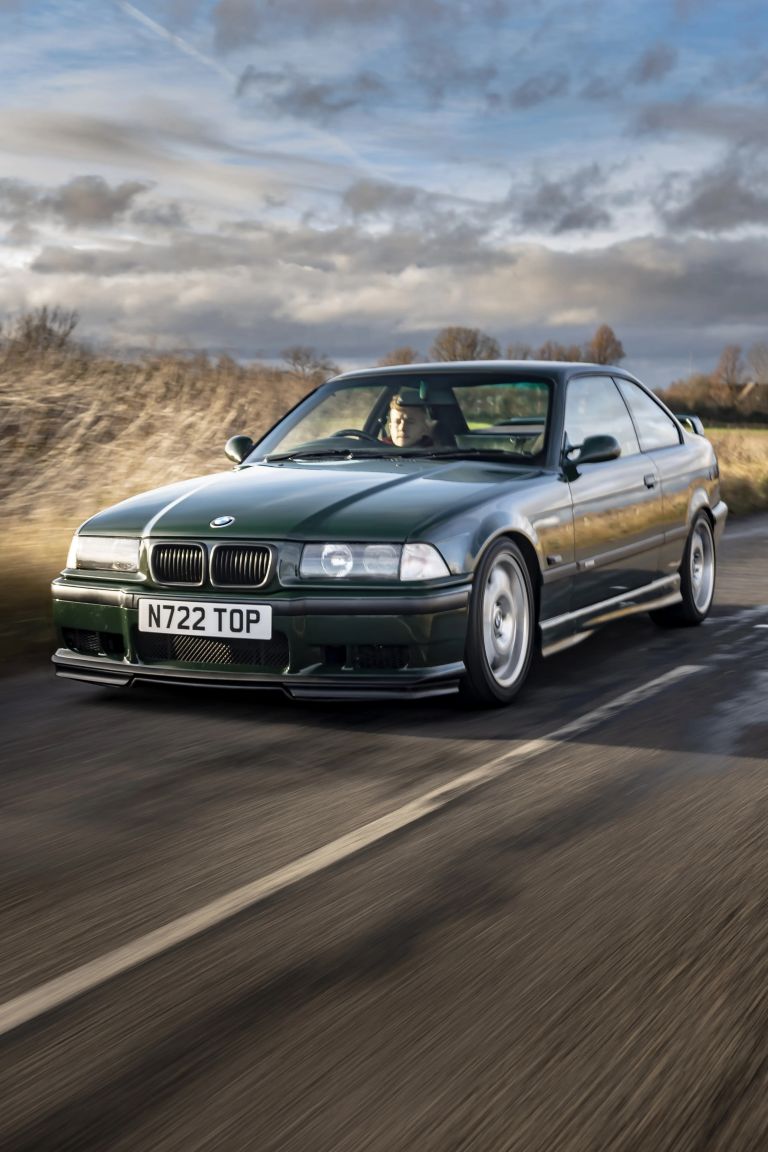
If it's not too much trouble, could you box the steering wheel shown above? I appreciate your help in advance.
[332,428,381,443]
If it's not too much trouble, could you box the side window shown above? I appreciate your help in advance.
[564,375,640,458]
[615,379,681,451]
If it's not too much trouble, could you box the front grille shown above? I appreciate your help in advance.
[135,630,289,670]
[151,543,204,585]
[211,544,271,587]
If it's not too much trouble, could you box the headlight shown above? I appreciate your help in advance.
[299,542,448,581]
[67,536,141,572]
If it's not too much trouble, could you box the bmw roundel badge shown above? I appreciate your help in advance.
[210,515,235,528]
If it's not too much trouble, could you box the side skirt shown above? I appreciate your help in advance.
[539,575,682,659]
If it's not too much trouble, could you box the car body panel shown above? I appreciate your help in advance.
[82,458,552,548]
[567,454,664,607]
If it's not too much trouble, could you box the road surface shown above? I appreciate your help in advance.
[1,518,767,1151]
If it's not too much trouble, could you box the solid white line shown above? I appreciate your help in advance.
[0,664,703,1039]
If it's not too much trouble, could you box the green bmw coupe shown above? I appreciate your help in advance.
[52,362,727,706]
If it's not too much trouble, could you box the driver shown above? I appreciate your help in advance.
[385,389,436,448]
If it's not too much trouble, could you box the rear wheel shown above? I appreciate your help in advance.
[461,539,535,707]
[651,511,715,627]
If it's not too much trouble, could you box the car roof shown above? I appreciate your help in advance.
[331,360,638,384]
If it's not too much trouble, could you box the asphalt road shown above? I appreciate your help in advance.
[1,518,767,1152]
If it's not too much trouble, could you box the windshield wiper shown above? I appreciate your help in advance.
[265,448,386,462]
[398,448,528,462]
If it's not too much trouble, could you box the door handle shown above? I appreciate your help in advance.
[643,473,656,489]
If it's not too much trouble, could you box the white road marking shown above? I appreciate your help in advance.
[0,664,703,1039]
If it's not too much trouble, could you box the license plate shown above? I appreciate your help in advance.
[138,598,272,640]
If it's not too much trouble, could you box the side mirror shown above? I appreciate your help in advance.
[676,414,705,436]
[225,434,254,464]
[569,434,621,464]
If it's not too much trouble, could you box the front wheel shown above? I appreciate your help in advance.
[651,511,716,627]
[461,539,535,707]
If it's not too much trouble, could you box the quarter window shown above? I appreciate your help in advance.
[615,379,681,451]
[564,375,639,458]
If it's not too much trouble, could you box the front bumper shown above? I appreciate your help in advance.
[51,579,471,700]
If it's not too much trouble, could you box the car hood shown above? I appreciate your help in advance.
[80,457,547,542]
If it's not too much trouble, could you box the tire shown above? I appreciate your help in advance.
[461,538,535,707]
[650,511,716,628]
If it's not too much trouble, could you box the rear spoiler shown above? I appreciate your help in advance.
[675,414,705,436]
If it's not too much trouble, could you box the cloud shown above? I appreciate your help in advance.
[656,155,768,231]
[0,105,295,170]
[580,75,621,101]
[3,220,38,247]
[0,107,356,204]
[582,42,677,100]
[0,179,36,218]
[238,67,388,123]
[630,42,677,85]
[516,165,613,234]
[131,201,189,229]
[0,175,150,229]
[510,70,569,109]
[633,101,768,149]
[9,230,767,390]
[222,0,512,117]
[47,176,150,228]
[342,179,427,217]
[213,0,511,53]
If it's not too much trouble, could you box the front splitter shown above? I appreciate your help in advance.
[52,650,465,700]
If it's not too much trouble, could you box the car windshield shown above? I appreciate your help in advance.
[250,371,552,463]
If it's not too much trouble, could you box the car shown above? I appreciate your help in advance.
[52,361,727,706]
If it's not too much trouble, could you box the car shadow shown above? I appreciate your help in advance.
[80,600,764,759]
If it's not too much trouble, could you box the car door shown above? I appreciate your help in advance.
[614,377,691,577]
[564,374,664,609]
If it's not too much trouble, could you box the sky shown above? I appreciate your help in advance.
[1,0,767,388]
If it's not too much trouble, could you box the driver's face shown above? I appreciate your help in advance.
[389,405,429,447]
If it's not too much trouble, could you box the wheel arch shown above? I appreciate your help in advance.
[688,487,716,530]
[474,528,542,623]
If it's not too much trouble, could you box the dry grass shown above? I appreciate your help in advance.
[1,349,314,664]
[1,354,766,665]
[708,428,768,518]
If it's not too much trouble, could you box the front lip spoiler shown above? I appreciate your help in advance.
[50,580,471,616]
[51,651,465,700]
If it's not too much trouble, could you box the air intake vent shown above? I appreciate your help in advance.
[352,645,410,670]
[135,631,289,670]
[211,544,271,587]
[151,543,204,585]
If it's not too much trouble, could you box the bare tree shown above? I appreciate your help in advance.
[281,345,339,381]
[584,324,625,365]
[430,326,500,362]
[4,305,80,357]
[535,339,583,361]
[714,344,745,387]
[505,341,533,360]
[378,345,421,366]
[746,342,768,383]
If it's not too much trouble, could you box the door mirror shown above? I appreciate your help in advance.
[676,414,705,436]
[225,434,254,464]
[569,434,621,464]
